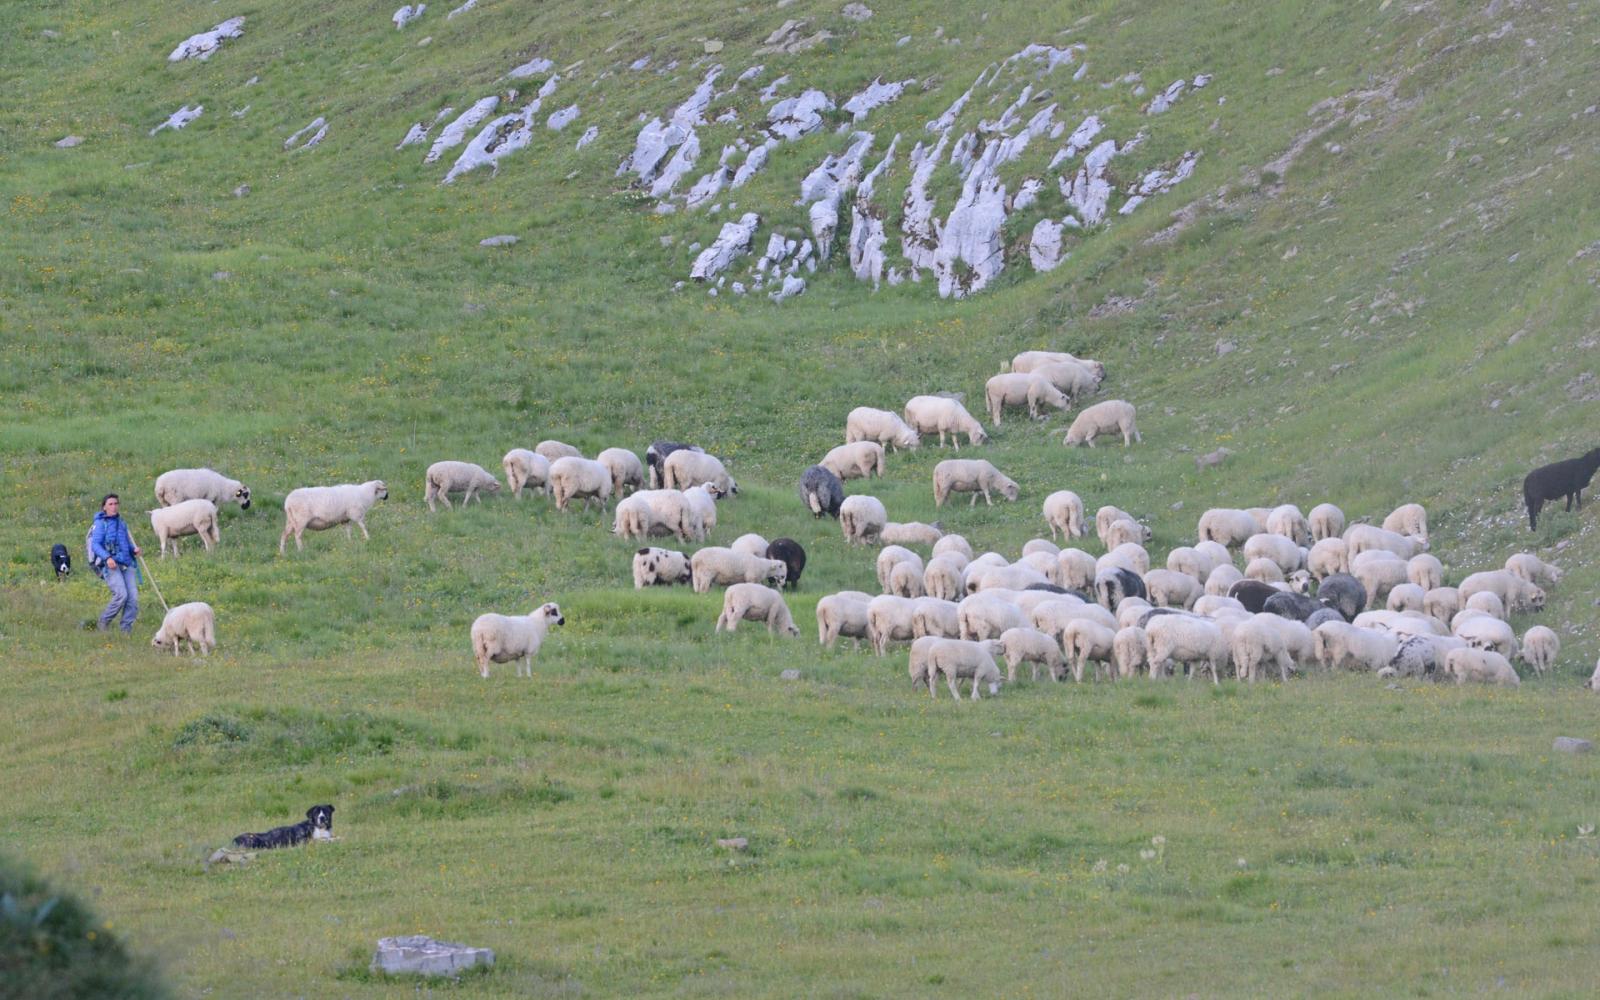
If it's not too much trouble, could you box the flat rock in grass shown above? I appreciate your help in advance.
[372,936,493,977]
[842,3,874,22]
[716,837,749,850]
[392,4,426,30]
[284,116,328,152]
[55,135,84,148]
[1553,737,1593,754]
[232,184,250,197]
[168,17,244,62]
[150,105,203,136]
[479,235,519,247]
[780,669,801,680]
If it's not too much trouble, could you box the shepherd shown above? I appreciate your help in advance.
[88,493,142,634]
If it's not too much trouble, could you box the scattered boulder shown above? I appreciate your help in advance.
[1553,737,1594,754]
[576,126,598,150]
[232,184,250,197]
[372,936,494,977]
[446,0,478,18]
[54,135,83,148]
[507,57,554,80]
[150,105,203,136]
[168,17,244,62]
[780,669,801,680]
[283,117,328,152]
[716,837,749,850]
[842,4,874,22]
[479,235,519,247]
[547,105,580,131]
[392,5,426,30]
[691,212,760,280]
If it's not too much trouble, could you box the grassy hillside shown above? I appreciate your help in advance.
[3,0,1600,994]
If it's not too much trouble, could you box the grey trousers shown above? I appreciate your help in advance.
[99,565,139,634]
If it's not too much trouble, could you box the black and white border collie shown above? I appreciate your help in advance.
[51,543,71,580]
[232,805,335,850]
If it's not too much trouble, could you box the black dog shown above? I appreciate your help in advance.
[1524,447,1600,530]
[50,543,71,580]
[232,805,335,850]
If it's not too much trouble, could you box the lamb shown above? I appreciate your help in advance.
[997,626,1066,682]
[840,495,888,546]
[821,441,886,480]
[1519,625,1559,674]
[149,498,220,558]
[1197,508,1259,549]
[1062,618,1118,682]
[933,533,975,561]
[1316,574,1366,621]
[1423,586,1461,625]
[154,468,252,511]
[927,638,1005,699]
[798,465,845,519]
[867,594,921,655]
[766,539,807,590]
[903,395,988,449]
[1522,447,1600,530]
[1113,626,1149,678]
[1145,614,1228,682]
[1382,503,1429,546]
[910,597,962,639]
[646,441,702,489]
[279,480,388,553]
[1031,361,1101,402]
[1443,647,1520,687]
[1043,490,1087,541]
[1245,558,1285,584]
[983,373,1070,425]
[1504,552,1562,587]
[1458,569,1546,614]
[1308,503,1345,542]
[845,407,921,451]
[1451,612,1517,659]
[1351,551,1409,606]
[424,460,502,511]
[662,449,737,495]
[1243,533,1308,574]
[690,547,787,592]
[680,483,725,542]
[1407,553,1443,592]
[1312,621,1399,673]
[957,592,1027,641]
[1062,400,1140,448]
[816,590,874,648]
[1205,564,1244,597]
[1463,591,1506,620]
[1386,583,1427,614]
[1058,549,1098,593]
[1231,615,1293,683]
[596,447,646,497]
[1144,569,1202,610]
[470,601,564,678]
[548,457,614,512]
[1344,524,1424,560]
[632,547,692,588]
[880,521,944,547]
[535,440,582,463]
[1102,518,1149,551]
[1095,567,1147,611]
[732,533,771,559]
[150,601,216,656]
[924,556,967,601]
[1266,505,1312,547]
[716,583,800,636]
[502,449,551,498]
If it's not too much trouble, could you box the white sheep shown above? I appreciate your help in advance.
[957,592,1026,641]
[150,601,216,656]
[680,483,724,542]
[1353,610,1449,639]
[1113,626,1148,678]
[1307,538,1349,580]
[1266,504,1312,547]
[1031,361,1101,402]
[1011,350,1104,379]
[1243,533,1307,574]
[1102,518,1148,551]
[632,547,692,589]
[1062,618,1118,682]
[1451,611,1517,658]
[1504,552,1562,587]
[840,495,887,546]
[1312,621,1399,673]
[996,626,1066,682]
[1098,545,1150,580]
[1463,590,1506,620]
[1193,595,1247,618]
[1043,490,1086,541]
[933,459,1020,508]
[1018,551,1064,586]
[690,547,786,593]
[923,556,968,602]
[932,533,975,561]
[1351,551,1409,606]
[880,521,944,547]
[1232,616,1293,683]
[470,601,564,678]
[887,561,926,598]
[927,638,1005,699]
[821,441,886,481]
[910,597,962,639]
[867,594,920,655]
[1116,597,1153,630]
[716,583,800,636]
[983,373,1070,425]
[1381,503,1429,547]
[1205,564,1244,597]
[1145,614,1228,682]
[1385,583,1426,614]
[1587,658,1600,693]
[817,590,874,648]
[730,533,772,559]
[1423,586,1461,625]
[154,468,252,510]
[845,406,922,451]
[1519,625,1559,675]
[1062,399,1140,448]
[1166,546,1215,582]
[904,395,988,449]
[279,480,388,553]
[1144,569,1202,610]
[1058,549,1098,593]
[1458,569,1545,615]
[149,498,220,558]
[1406,553,1443,592]
[1344,524,1424,560]
[548,457,614,512]
[1095,506,1135,544]
[1308,503,1346,542]
[907,635,940,689]
[613,490,689,542]
[1197,508,1258,549]
[1245,558,1285,584]
[535,440,582,463]
[596,448,646,498]
[1443,647,1520,687]
[1022,538,1061,558]
[502,449,551,498]
[424,460,502,511]
[662,450,737,495]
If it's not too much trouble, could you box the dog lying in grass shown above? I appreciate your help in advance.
[232,805,335,849]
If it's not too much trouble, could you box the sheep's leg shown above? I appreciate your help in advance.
[947,675,962,700]
[357,518,370,540]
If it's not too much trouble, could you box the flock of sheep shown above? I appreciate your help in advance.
[136,345,1586,696]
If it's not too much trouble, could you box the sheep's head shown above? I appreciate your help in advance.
[766,563,788,588]
[897,428,921,450]
[1000,480,1020,502]
[235,485,252,509]
[725,477,739,496]
[150,630,171,650]
[484,480,502,493]
[372,481,389,500]
[1287,570,1313,595]
[1524,585,1546,612]
[540,602,565,626]
[783,621,800,637]
[701,482,725,500]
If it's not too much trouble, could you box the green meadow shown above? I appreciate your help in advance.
[3,0,1599,994]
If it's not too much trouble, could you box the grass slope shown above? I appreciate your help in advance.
[3,0,1599,994]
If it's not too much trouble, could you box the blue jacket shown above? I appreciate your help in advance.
[89,511,137,573]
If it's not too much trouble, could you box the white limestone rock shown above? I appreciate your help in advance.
[168,17,244,62]
[507,57,554,80]
[690,212,760,280]
[372,936,493,977]
[842,78,913,121]
[150,105,203,136]
[392,5,426,30]
[766,89,833,141]
[55,135,84,148]
[933,142,1008,298]
[426,96,500,163]
[842,3,874,22]
[769,274,806,301]
[283,116,328,152]
[398,107,453,150]
[547,105,580,130]
[758,75,790,103]
[446,0,478,18]
[1146,79,1186,114]
[900,133,949,274]
[1029,218,1065,271]
[576,126,599,150]
[442,101,541,183]
[848,134,899,287]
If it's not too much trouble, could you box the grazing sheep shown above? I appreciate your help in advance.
[149,498,220,558]
[1519,625,1559,674]
[1351,552,1409,607]
[997,627,1067,682]
[1197,508,1259,549]
[1205,564,1245,597]
[1102,518,1149,552]
[1022,538,1061,558]
[1386,583,1426,614]
[716,583,800,636]
[1307,538,1349,580]
[798,465,845,519]
[907,635,941,689]
[1095,567,1147,611]
[1458,569,1546,614]
[1228,580,1282,614]
[536,440,582,463]
[1193,595,1247,618]
[1308,503,1345,542]
[933,533,975,561]
[1095,506,1136,545]
[663,450,738,495]
[1463,590,1507,620]
[1145,614,1228,682]
[1344,524,1424,560]
[154,468,251,511]
[279,480,388,553]
[1167,546,1218,583]
[816,590,874,649]
[424,460,502,512]
[732,533,771,559]
[1267,505,1312,547]
[957,592,1027,641]
[1011,350,1104,379]
[597,448,646,498]
[1262,591,1320,622]
[646,441,702,489]
[548,457,614,512]
[1423,586,1461,625]
[924,556,967,602]
[680,483,725,542]
[690,547,787,593]
[766,539,806,590]
[1382,503,1429,546]
[1354,610,1450,640]
[984,373,1070,425]
[1443,647,1520,687]
[1144,569,1202,610]
[1062,618,1118,682]
[1018,551,1064,586]
[934,459,1019,508]
[969,564,1049,595]
[927,638,1005,700]
[880,521,944,547]
[1303,607,1345,631]
[471,601,564,678]
[1058,549,1098,593]
[840,495,888,546]
[1243,533,1308,574]
[868,594,921,655]
[1031,361,1101,402]
[1316,574,1366,621]
[613,490,689,542]
[904,395,988,449]
[150,601,216,656]
[910,597,962,639]
[888,561,926,598]
[1312,621,1399,673]
[1406,553,1443,592]
[1384,634,1464,680]
[1113,626,1149,678]
[1032,597,1115,638]
[845,407,922,451]
[821,441,886,481]
[1245,558,1285,584]
[1450,611,1517,659]
[1114,597,1152,629]
[1504,552,1562,587]
[1043,490,1087,541]
[502,449,552,498]
[1062,400,1140,448]
[1102,543,1151,577]
[1523,447,1600,530]
[1232,616,1293,683]
[632,547,692,589]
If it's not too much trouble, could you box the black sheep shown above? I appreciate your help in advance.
[798,465,844,519]
[1315,573,1366,622]
[1523,447,1600,530]
[1303,607,1345,630]
[645,441,702,489]
[765,538,807,591]
[1228,580,1280,614]
[1096,567,1147,611]
[1263,591,1320,622]
[1026,583,1095,603]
